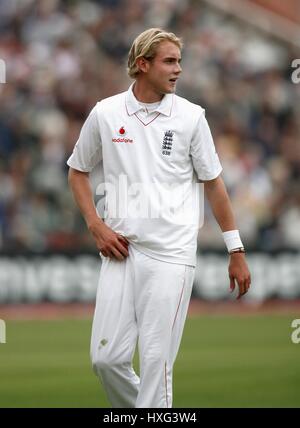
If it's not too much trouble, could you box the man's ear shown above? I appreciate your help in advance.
[136,57,149,74]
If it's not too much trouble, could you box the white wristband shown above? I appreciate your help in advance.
[222,230,243,253]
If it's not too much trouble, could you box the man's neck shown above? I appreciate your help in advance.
[132,80,164,103]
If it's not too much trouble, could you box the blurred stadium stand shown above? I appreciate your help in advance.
[0,0,299,303]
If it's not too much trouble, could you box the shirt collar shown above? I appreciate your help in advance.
[125,83,174,117]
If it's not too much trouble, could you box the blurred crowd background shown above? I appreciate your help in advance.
[0,0,299,253]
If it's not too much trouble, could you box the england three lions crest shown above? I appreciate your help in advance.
[162,130,174,156]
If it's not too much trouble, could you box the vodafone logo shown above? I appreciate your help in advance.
[112,138,133,143]
[112,126,133,143]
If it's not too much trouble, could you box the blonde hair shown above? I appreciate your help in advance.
[127,28,183,79]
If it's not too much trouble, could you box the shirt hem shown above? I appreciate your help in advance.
[67,159,93,172]
[129,241,196,267]
[197,166,222,182]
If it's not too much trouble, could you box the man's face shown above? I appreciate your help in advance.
[142,41,182,95]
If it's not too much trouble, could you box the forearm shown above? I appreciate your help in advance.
[204,176,237,232]
[68,167,101,228]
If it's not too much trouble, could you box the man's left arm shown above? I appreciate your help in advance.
[204,175,251,299]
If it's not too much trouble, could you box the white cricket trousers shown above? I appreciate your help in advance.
[90,245,194,408]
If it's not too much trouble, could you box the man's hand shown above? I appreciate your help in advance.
[228,253,251,299]
[88,219,129,261]
[67,168,129,261]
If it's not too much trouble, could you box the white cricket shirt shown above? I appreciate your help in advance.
[67,83,222,266]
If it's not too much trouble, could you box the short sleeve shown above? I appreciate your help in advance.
[190,110,222,181]
[67,104,102,172]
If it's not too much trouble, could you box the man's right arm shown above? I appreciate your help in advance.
[68,167,129,260]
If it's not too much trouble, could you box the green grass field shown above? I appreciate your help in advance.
[0,315,299,407]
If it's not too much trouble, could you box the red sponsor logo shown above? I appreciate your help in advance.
[113,126,133,142]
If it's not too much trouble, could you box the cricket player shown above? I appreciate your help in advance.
[67,28,251,408]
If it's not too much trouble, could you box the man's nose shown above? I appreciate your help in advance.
[175,63,182,74]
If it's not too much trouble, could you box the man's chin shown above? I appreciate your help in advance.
[163,86,176,94]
